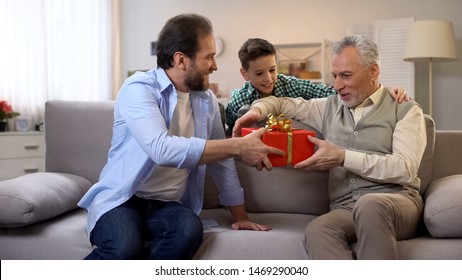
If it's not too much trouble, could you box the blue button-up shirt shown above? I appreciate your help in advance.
[78,68,244,237]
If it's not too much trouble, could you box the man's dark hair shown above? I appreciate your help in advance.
[238,38,277,70]
[156,14,213,69]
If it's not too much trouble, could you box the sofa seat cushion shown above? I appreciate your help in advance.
[424,174,462,238]
[0,208,92,260]
[195,208,318,259]
[0,172,92,227]
[397,236,462,259]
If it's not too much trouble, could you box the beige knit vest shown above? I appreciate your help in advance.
[322,89,418,210]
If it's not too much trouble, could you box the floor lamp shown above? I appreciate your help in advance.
[403,20,459,116]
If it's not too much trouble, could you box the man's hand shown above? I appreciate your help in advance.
[232,108,261,137]
[238,127,286,171]
[228,205,272,231]
[200,112,285,169]
[231,219,272,231]
[294,135,345,171]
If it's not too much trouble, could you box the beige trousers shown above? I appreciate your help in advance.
[305,190,423,259]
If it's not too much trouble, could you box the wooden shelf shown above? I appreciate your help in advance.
[274,40,333,85]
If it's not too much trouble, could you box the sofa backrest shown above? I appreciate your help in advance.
[418,114,436,195]
[432,130,462,181]
[237,161,330,215]
[45,100,115,183]
[236,120,330,215]
[43,100,437,214]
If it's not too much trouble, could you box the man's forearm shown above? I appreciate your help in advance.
[198,138,241,165]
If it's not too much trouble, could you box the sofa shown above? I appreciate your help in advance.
[1,100,461,260]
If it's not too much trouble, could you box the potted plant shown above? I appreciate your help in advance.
[0,100,20,132]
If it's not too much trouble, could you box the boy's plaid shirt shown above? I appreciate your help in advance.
[225,74,336,129]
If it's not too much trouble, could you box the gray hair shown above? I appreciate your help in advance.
[332,35,380,68]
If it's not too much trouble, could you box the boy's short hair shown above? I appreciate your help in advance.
[238,38,276,70]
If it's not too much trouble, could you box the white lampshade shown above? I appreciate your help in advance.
[404,20,458,62]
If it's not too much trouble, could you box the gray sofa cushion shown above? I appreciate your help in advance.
[45,100,115,183]
[236,161,330,215]
[0,173,92,227]
[432,131,462,181]
[196,208,317,259]
[424,174,462,237]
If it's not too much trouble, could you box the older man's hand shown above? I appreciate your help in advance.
[294,135,345,171]
[232,108,262,137]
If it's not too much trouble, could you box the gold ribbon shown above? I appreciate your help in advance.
[265,114,293,165]
[287,132,292,165]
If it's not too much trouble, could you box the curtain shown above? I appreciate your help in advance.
[0,0,113,126]
[111,0,122,99]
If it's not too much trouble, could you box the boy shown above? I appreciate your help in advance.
[226,38,407,133]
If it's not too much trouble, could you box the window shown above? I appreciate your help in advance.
[0,0,114,125]
[374,17,415,99]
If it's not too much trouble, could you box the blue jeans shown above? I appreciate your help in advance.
[84,195,203,260]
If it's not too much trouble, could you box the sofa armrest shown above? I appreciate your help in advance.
[424,174,462,238]
[0,172,92,228]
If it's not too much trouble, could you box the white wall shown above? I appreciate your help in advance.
[120,0,462,130]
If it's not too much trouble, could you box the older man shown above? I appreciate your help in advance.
[233,35,426,259]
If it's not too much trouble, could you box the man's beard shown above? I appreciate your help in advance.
[185,63,209,91]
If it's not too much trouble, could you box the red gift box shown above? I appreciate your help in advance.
[241,127,316,167]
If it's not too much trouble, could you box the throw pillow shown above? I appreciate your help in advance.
[424,174,462,238]
[0,172,92,228]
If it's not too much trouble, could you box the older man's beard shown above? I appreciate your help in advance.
[339,93,363,109]
[343,98,361,109]
[185,64,209,91]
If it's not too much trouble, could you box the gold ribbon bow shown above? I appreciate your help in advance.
[265,114,293,165]
[265,114,292,132]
